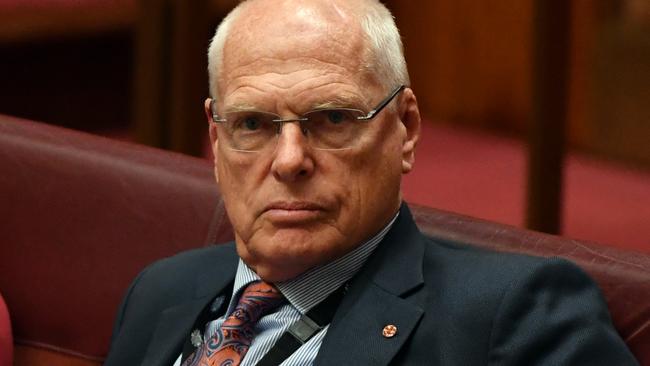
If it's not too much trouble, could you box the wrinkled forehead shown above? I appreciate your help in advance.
[219,0,368,87]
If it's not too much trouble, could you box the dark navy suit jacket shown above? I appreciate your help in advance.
[105,204,638,365]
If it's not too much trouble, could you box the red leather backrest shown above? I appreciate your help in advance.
[0,116,229,360]
[411,205,650,364]
[0,116,647,363]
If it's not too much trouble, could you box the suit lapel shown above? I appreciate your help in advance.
[316,204,427,366]
[315,282,424,365]
[141,297,217,366]
[142,244,238,366]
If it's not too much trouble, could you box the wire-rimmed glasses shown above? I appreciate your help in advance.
[210,85,405,152]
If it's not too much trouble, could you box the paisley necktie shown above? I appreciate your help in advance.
[183,280,285,366]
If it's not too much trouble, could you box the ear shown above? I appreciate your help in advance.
[398,87,421,174]
[205,98,220,184]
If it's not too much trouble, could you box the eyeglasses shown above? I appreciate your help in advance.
[210,85,405,152]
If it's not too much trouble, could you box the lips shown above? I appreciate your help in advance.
[262,201,326,224]
[264,201,323,211]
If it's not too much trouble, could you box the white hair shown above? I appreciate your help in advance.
[358,1,410,91]
[207,2,248,100]
[207,0,410,99]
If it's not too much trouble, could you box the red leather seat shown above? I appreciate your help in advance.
[0,115,648,365]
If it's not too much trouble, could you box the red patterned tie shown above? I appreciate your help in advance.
[183,281,285,366]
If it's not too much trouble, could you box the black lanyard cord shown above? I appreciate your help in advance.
[256,284,347,366]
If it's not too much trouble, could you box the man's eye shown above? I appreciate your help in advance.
[232,115,264,131]
[326,110,347,124]
[243,116,261,130]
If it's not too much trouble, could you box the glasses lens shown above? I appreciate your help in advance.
[303,108,365,150]
[221,111,278,151]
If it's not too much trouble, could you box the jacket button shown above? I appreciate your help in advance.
[382,324,398,338]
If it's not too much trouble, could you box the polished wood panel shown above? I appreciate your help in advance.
[0,1,135,43]
[168,0,212,156]
[386,0,533,132]
[526,0,571,234]
[132,0,170,149]
[132,0,235,155]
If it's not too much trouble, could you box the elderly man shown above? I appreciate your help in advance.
[105,0,638,365]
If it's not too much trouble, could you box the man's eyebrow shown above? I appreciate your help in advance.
[222,95,369,113]
[221,102,262,113]
[309,95,368,111]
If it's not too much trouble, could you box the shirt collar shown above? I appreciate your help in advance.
[232,212,399,314]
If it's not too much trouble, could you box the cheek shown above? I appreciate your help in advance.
[357,127,403,181]
[351,129,404,215]
[358,153,400,206]
[326,141,401,233]
[217,152,265,239]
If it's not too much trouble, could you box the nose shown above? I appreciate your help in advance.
[271,122,314,182]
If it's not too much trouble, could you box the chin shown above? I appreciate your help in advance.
[240,227,345,281]
[252,264,308,283]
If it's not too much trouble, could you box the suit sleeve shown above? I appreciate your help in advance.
[487,258,639,365]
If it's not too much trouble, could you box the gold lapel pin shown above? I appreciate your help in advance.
[382,324,398,338]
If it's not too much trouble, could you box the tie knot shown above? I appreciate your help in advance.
[229,281,286,326]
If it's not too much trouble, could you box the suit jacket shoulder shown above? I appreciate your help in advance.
[420,237,636,365]
[315,204,638,365]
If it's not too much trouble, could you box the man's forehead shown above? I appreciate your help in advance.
[217,0,369,96]
[225,0,363,59]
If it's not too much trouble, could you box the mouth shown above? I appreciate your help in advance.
[262,201,326,225]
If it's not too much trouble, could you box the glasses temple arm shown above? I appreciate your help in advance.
[358,84,406,120]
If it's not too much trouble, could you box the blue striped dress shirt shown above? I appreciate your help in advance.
[173,212,398,366]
